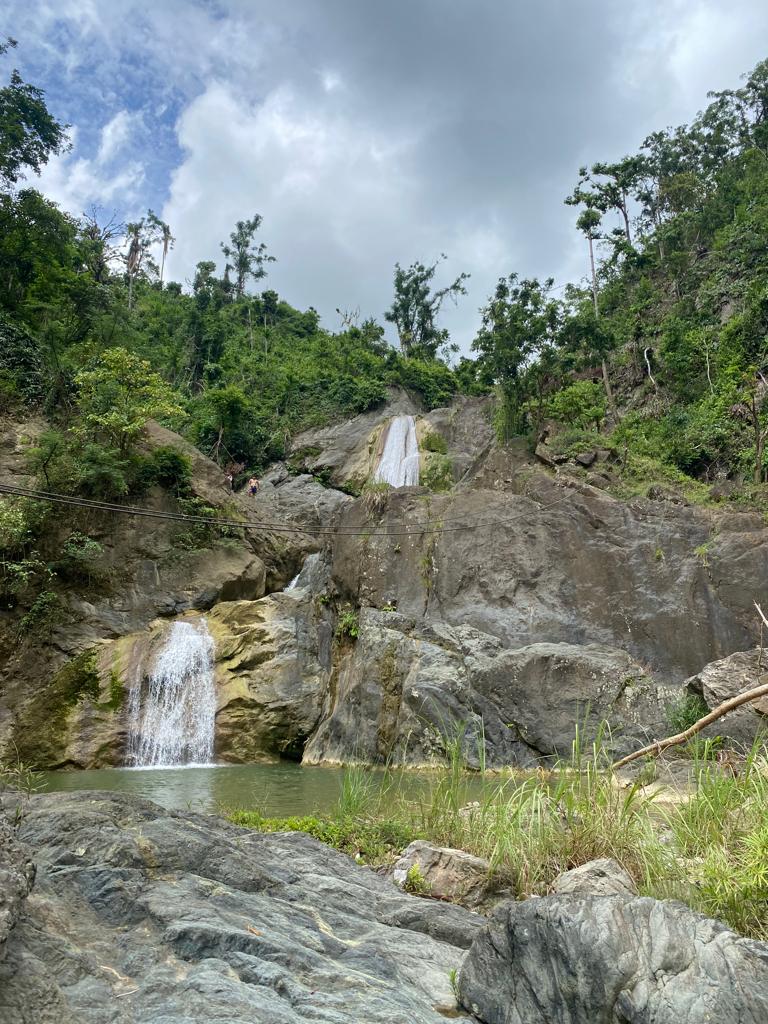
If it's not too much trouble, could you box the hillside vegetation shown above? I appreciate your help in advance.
[3,44,768,621]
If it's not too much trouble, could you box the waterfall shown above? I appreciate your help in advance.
[287,552,321,591]
[374,415,420,487]
[127,618,217,767]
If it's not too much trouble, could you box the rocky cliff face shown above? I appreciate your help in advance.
[2,391,767,769]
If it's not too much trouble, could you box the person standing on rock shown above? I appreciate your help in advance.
[248,476,260,497]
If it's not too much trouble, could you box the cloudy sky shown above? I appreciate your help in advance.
[4,1,768,351]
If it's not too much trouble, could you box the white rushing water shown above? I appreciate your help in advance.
[374,415,420,487]
[127,618,217,767]
[286,552,321,591]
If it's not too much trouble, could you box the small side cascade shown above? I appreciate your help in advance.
[374,415,420,487]
[127,618,217,767]
[287,552,321,591]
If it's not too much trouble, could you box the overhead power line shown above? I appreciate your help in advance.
[0,483,575,539]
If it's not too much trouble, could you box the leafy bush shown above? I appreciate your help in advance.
[143,445,193,494]
[18,590,60,635]
[391,358,456,410]
[54,532,106,584]
[421,452,453,492]
[421,430,448,454]
[335,609,360,642]
[545,380,606,430]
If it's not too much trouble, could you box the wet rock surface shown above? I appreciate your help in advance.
[459,893,768,1024]
[1,791,480,1023]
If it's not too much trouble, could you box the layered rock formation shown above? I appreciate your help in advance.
[4,792,768,1023]
[3,390,768,769]
[0,791,479,1023]
[459,892,768,1023]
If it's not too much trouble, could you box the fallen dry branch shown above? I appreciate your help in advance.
[613,602,768,771]
[611,679,768,770]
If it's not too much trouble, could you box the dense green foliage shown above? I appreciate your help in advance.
[4,49,768,504]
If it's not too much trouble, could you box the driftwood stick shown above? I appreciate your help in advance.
[611,680,768,771]
[612,602,768,770]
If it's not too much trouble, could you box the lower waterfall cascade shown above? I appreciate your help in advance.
[127,617,217,767]
[374,414,420,487]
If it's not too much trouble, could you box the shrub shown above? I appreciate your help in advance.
[421,430,448,454]
[145,446,193,494]
[421,452,453,492]
[335,609,360,642]
[54,532,106,584]
[391,358,456,410]
[545,380,606,430]
[19,590,60,635]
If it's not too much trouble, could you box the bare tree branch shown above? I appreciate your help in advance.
[612,679,768,770]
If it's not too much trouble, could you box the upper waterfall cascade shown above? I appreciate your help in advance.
[127,618,217,767]
[374,415,420,487]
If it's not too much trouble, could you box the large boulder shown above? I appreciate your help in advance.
[304,609,670,766]
[684,648,768,746]
[459,894,768,1023]
[208,590,332,762]
[0,791,481,1023]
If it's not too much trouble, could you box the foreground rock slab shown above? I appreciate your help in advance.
[1,791,481,1024]
[459,894,768,1024]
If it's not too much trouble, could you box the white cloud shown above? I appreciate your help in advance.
[35,121,146,218]
[97,110,139,164]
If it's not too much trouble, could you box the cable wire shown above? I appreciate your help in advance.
[0,482,575,539]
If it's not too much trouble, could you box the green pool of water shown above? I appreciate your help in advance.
[39,763,354,816]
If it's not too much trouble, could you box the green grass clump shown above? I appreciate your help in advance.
[664,744,768,938]
[227,725,768,940]
[228,810,421,864]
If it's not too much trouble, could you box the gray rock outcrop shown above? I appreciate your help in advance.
[459,894,768,1023]
[0,791,481,1023]
[305,609,670,766]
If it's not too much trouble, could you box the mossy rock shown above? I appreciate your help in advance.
[14,647,125,768]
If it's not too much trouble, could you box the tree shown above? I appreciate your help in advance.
[566,206,618,418]
[124,216,161,310]
[0,38,69,187]
[147,209,175,286]
[472,275,560,441]
[74,348,183,452]
[384,256,469,360]
[80,207,123,284]
[221,215,275,299]
[566,158,643,245]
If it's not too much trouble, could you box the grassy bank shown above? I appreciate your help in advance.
[228,731,768,941]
